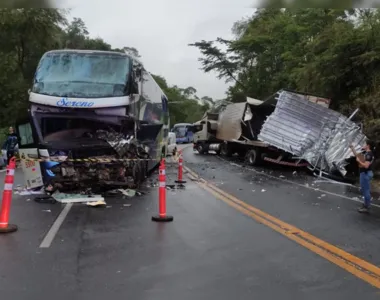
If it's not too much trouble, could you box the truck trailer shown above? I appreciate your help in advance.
[193,89,366,177]
[15,49,170,192]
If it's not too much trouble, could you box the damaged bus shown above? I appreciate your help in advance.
[16,49,169,192]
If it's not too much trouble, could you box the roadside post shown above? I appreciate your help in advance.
[175,150,186,188]
[0,157,18,233]
[152,159,173,222]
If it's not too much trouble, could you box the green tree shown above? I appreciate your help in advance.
[0,8,67,124]
[190,8,380,141]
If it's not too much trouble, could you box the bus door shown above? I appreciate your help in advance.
[15,116,44,189]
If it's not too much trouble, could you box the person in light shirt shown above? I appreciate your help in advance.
[350,140,375,213]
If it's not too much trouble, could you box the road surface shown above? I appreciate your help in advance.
[1,144,380,299]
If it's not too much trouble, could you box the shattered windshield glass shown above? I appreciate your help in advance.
[32,52,130,98]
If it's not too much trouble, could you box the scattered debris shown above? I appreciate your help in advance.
[123,204,132,207]
[53,192,104,204]
[118,189,136,197]
[15,186,45,196]
[261,189,266,192]
[321,194,326,197]
[34,196,56,204]
[87,200,107,207]
[42,209,51,213]
[293,171,297,175]
[279,175,285,178]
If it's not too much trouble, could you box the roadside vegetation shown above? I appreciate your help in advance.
[190,8,380,143]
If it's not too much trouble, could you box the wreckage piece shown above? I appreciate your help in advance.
[95,129,149,159]
[43,128,152,193]
[258,90,367,176]
[52,192,104,204]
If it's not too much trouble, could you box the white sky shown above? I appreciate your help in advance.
[56,0,256,100]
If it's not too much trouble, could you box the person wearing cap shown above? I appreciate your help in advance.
[350,140,375,213]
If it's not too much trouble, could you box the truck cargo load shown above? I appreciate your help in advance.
[193,89,365,177]
[257,90,366,176]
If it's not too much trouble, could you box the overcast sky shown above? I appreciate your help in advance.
[56,0,256,100]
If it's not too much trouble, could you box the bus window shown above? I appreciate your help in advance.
[18,123,34,146]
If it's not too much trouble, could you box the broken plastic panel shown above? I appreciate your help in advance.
[258,90,367,175]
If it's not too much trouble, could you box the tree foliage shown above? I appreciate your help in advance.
[190,8,380,141]
[0,9,208,135]
[151,75,210,126]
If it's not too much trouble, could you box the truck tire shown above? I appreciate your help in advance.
[246,148,261,166]
[220,143,233,157]
[196,143,207,155]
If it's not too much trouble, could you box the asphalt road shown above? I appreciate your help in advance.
[1,144,380,299]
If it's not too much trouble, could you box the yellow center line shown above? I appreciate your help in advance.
[184,166,380,289]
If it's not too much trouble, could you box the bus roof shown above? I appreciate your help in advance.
[44,49,131,57]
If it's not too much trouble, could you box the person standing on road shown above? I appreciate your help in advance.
[2,126,20,165]
[350,140,375,213]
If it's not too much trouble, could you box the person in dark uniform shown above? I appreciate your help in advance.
[2,126,20,165]
[350,140,375,213]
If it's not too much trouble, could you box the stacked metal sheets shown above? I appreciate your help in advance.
[258,90,367,175]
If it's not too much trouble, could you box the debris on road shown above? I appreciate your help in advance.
[34,196,57,204]
[14,186,45,196]
[53,192,104,204]
[118,189,136,197]
[87,200,107,207]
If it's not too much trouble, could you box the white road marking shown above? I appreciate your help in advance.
[215,156,380,209]
[39,203,73,248]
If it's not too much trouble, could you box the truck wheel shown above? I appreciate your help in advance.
[196,143,206,154]
[246,149,261,166]
[220,143,233,157]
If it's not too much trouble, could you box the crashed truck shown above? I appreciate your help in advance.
[193,89,367,178]
[15,49,170,192]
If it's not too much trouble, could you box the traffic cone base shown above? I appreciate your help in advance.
[0,224,18,234]
[152,215,174,222]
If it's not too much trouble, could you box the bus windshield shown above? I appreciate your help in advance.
[174,126,187,138]
[32,51,131,98]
